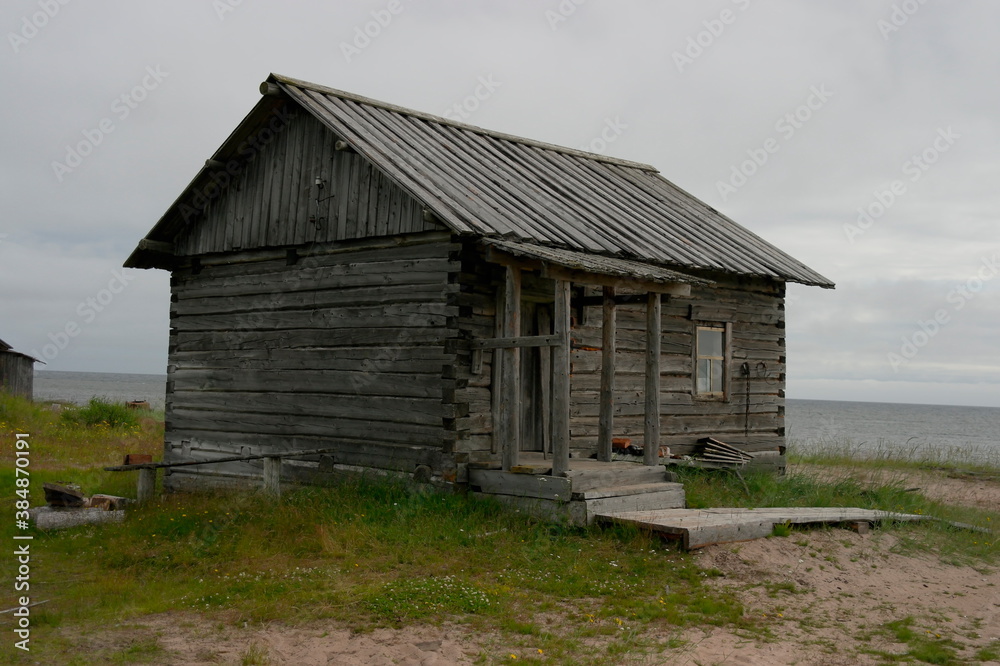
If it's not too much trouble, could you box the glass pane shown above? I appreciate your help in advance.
[696,359,711,393]
[698,329,724,358]
[711,359,724,392]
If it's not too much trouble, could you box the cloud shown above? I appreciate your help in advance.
[0,0,997,405]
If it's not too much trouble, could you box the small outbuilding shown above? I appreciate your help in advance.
[125,74,833,521]
[0,338,38,400]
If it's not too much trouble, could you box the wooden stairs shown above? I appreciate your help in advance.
[469,457,685,526]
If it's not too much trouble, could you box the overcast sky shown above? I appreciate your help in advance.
[1,1,997,407]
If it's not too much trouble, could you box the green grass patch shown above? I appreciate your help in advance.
[0,390,757,666]
[2,392,998,665]
[60,397,140,429]
[866,616,965,665]
[788,437,1000,477]
[675,465,1000,566]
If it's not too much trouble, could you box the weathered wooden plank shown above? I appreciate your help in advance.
[499,266,521,470]
[170,302,454,332]
[171,368,444,398]
[563,464,668,492]
[644,292,661,465]
[262,457,282,497]
[471,335,561,350]
[595,507,932,550]
[172,346,448,370]
[168,408,444,445]
[568,413,782,438]
[174,327,447,352]
[538,306,552,457]
[164,433,446,475]
[173,283,453,317]
[576,481,681,500]
[169,391,446,425]
[551,279,572,477]
[468,469,572,500]
[584,488,685,515]
[597,286,616,462]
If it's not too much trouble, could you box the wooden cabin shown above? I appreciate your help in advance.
[125,74,833,522]
[0,338,37,400]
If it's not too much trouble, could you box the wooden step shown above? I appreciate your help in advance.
[594,507,933,549]
[565,465,668,492]
[576,482,684,500]
[584,486,686,515]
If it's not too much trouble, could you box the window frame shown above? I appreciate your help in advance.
[692,323,732,401]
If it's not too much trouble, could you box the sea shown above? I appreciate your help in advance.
[30,371,1000,466]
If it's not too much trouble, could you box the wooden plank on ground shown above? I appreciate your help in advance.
[594,507,934,550]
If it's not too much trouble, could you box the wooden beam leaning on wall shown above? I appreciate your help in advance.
[644,292,662,466]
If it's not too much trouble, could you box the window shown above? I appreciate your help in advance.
[696,326,726,396]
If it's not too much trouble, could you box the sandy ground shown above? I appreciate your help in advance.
[61,467,1000,665]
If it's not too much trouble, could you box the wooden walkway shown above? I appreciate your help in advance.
[595,507,932,550]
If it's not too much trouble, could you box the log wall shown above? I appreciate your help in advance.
[452,243,786,465]
[0,352,34,400]
[163,232,461,489]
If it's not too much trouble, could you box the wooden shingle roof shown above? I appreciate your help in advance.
[273,74,831,288]
[128,73,833,288]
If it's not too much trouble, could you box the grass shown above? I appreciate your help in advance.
[1,392,998,664]
[676,457,1000,566]
[789,436,1000,476]
[0,394,755,664]
[858,616,966,665]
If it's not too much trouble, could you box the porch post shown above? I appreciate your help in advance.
[499,265,522,471]
[551,279,572,477]
[644,292,661,466]
[597,287,616,462]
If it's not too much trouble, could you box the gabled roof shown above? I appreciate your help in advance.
[0,337,41,363]
[127,73,833,288]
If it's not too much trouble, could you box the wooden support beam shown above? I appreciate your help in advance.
[543,265,691,297]
[644,292,662,466]
[499,266,522,471]
[262,457,282,498]
[259,81,281,96]
[484,245,694,296]
[551,279,572,477]
[538,307,552,459]
[137,238,175,255]
[137,468,156,503]
[597,287,616,462]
